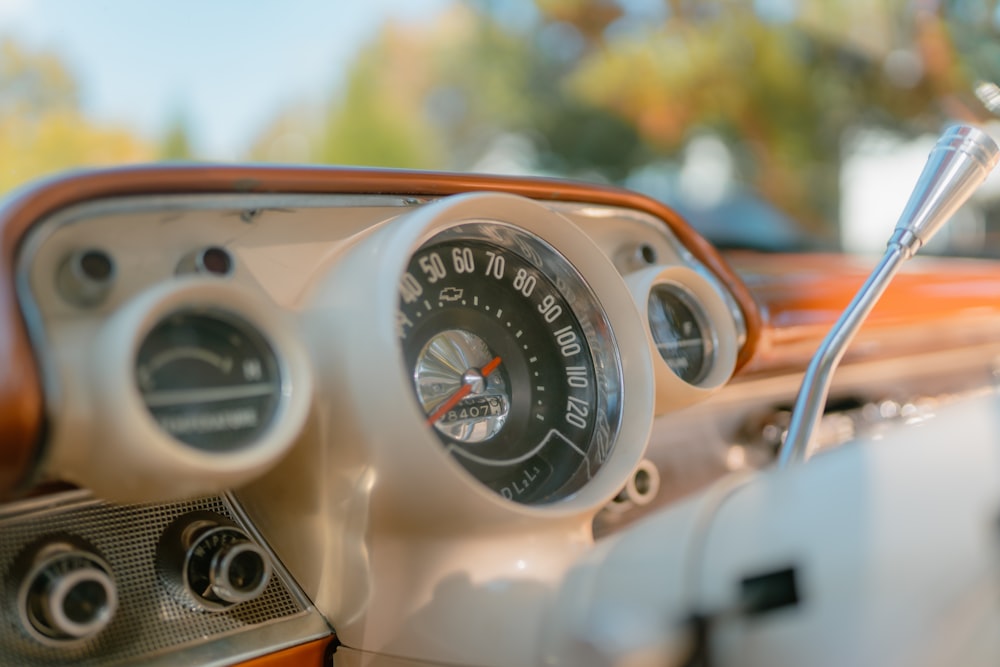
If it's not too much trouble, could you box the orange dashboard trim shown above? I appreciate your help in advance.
[0,164,760,496]
[731,252,1000,377]
[233,638,332,667]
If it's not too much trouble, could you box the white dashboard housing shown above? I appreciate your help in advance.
[244,192,656,665]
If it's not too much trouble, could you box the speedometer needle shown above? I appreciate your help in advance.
[425,355,502,426]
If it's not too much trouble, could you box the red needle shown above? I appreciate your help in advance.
[425,355,502,426]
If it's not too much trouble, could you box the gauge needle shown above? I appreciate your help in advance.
[425,355,502,426]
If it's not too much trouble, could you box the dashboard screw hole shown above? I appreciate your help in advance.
[199,246,233,276]
[57,248,116,307]
[79,250,114,282]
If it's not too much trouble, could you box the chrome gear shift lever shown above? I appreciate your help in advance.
[778,125,1000,467]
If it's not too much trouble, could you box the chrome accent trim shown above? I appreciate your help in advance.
[135,614,331,667]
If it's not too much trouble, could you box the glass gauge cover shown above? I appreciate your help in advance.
[647,284,714,384]
[397,223,623,505]
[135,310,282,451]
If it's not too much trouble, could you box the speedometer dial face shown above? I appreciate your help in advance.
[397,222,622,505]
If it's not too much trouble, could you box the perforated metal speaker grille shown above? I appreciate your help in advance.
[0,493,310,666]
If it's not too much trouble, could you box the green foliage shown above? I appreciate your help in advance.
[318,32,444,169]
[251,4,652,179]
[551,0,953,231]
[2,1,975,241]
[0,37,78,115]
[323,99,434,169]
[159,112,195,161]
[252,0,958,235]
[0,38,153,195]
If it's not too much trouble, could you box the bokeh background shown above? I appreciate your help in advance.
[1,0,998,254]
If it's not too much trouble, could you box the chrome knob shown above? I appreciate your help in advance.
[14,537,118,643]
[157,511,272,611]
[205,539,271,605]
[888,124,1000,258]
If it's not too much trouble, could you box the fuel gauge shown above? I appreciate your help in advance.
[135,310,282,452]
[69,279,311,502]
[626,265,738,414]
[647,284,713,385]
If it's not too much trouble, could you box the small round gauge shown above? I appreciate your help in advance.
[397,223,622,505]
[135,310,282,451]
[647,283,714,384]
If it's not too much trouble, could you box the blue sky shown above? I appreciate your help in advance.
[0,0,450,158]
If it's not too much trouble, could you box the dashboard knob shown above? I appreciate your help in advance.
[13,536,118,644]
[157,511,272,611]
[205,539,271,605]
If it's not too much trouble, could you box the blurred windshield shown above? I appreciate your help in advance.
[1,0,998,254]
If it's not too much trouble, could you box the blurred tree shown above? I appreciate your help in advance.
[249,108,318,163]
[251,5,651,179]
[425,5,650,178]
[159,111,196,161]
[318,26,445,170]
[0,38,153,195]
[250,7,492,170]
[535,0,950,236]
[251,0,960,241]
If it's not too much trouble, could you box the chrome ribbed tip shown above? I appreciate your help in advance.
[889,124,1000,258]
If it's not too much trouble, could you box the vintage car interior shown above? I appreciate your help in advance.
[0,119,998,667]
[5,0,1000,664]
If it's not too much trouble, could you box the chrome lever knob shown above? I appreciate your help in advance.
[778,124,999,467]
[889,124,1000,258]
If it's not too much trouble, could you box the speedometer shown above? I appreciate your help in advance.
[397,223,622,505]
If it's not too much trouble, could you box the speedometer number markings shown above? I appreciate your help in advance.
[398,227,616,505]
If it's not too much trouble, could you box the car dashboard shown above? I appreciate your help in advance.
[3,165,1000,666]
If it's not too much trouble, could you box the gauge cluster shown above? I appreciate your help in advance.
[3,155,1000,666]
[16,188,743,509]
[6,176,750,665]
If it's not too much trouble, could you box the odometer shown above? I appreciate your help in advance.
[397,223,622,505]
